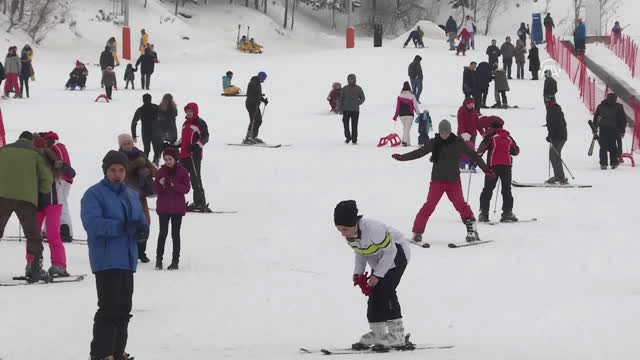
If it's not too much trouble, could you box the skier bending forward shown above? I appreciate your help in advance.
[392,119,494,243]
[334,200,411,349]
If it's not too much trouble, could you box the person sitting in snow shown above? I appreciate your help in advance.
[456,28,471,56]
[249,38,263,54]
[65,60,88,90]
[222,71,241,96]
[327,82,342,113]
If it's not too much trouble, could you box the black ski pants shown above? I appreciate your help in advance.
[90,270,134,359]
[479,165,513,213]
[367,244,407,323]
[418,121,430,145]
[105,85,113,100]
[246,102,263,139]
[598,127,619,166]
[140,72,151,90]
[342,111,360,143]
[19,76,29,97]
[479,86,489,107]
[181,156,206,206]
[503,59,513,78]
[156,214,183,262]
[150,133,165,165]
[125,79,134,89]
[549,139,566,181]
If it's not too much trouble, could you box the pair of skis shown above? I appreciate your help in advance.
[227,143,292,149]
[1,274,85,287]
[301,335,454,355]
[408,239,493,249]
[512,181,592,189]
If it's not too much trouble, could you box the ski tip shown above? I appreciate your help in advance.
[422,243,431,248]
[299,348,312,354]
[447,243,457,249]
[320,349,332,355]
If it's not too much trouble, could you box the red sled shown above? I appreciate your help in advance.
[377,133,401,147]
[95,94,110,103]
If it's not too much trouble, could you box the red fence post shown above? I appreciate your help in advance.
[122,26,131,60]
[346,27,355,49]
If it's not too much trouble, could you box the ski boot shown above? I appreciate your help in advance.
[167,261,179,270]
[26,257,49,283]
[383,319,406,348]
[558,178,569,185]
[411,233,422,243]
[60,224,73,243]
[252,137,265,144]
[500,212,518,223]
[611,163,619,169]
[242,137,257,145]
[600,165,607,170]
[48,265,70,278]
[353,322,387,350]
[478,211,490,223]
[544,176,557,184]
[464,220,480,242]
[491,103,502,109]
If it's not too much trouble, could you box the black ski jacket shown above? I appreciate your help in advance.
[246,76,265,106]
[546,102,567,141]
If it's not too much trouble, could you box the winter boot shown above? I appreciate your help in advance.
[611,163,619,169]
[478,211,489,223]
[139,253,150,263]
[155,257,163,270]
[167,257,179,270]
[119,352,134,360]
[26,257,48,283]
[354,322,387,348]
[464,219,480,242]
[252,137,265,144]
[544,176,557,184]
[558,178,569,185]
[242,137,257,145]
[500,212,518,223]
[48,265,70,277]
[411,233,422,243]
[382,319,406,347]
[600,165,608,170]
[60,224,72,243]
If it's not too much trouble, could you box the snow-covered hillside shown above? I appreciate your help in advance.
[1,1,639,360]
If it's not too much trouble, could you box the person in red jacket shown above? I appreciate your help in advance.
[477,115,504,135]
[476,119,520,223]
[456,98,483,143]
[43,131,74,242]
[457,28,471,56]
[153,147,190,270]
[178,102,210,213]
[327,82,342,113]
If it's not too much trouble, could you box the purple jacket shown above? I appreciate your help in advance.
[153,163,190,215]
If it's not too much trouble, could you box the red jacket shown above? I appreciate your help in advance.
[458,28,471,43]
[477,128,519,167]
[153,163,191,216]
[179,102,209,159]
[478,116,504,135]
[457,99,482,137]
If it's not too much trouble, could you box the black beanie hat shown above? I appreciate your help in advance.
[102,150,129,175]
[334,200,360,227]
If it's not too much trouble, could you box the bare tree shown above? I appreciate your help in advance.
[291,0,296,30]
[18,0,24,21]
[283,0,288,28]
[571,0,583,31]
[7,0,19,32]
[22,0,70,44]
[599,0,621,35]
[254,0,258,10]
[175,0,179,15]
[482,0,503,35]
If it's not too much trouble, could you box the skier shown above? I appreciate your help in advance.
[334,200,411,348]
[478,115,504,135]
[31,135,74,277]
[445,16,458,50]
[392,81,421,147]
[153,146,190,270]
[4,46,21,98]
[42,132,75,243]
[500,37,515,79]
[81,150,148,360]
[407,55,423,103]
[222,71,241,96]
[462,15,477,50]
[515,39,527,80]
[456,98,483,145]
[340,73,365,144]
[106,37,120,66]
[19,52,33,97]
[131,93,161,165]
[124,63,136,89]
[593,93,627,169]
[158,93,179,146]
[462,61,478,101]
[178,102,210,212]
[528,42,541,80]
[244,71,269,144]
[135,47,155,90]
[101,66,117,100]
[611,21,623,44]
[486,39,501,69]
[475,61,493,109]
[477,118,520,223]
[327,82,342,113]
[543,69,557,104]
[517,22,530,43]
[0,131,52,282]
[99,46,114,71]
[544,13,555,43]
[456,28,471,56]
[491,64,510,109]
[545,100,568,184]
[574,19,587,53]
[65,61,88,90]
[416,110,432,146]
[391,120,494,243]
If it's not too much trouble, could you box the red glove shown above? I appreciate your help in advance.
[353,272,372,297]
[486,169,497,178]
[391,154,404,161]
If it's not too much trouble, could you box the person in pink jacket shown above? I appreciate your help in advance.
[153,147,190,270]
[392,82,421,146]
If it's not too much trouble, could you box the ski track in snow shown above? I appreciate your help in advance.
[0,1,639,359]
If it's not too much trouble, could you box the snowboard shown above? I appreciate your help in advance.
[1,274,85,287]
[227,143,292,148]
[448,240,494,248]
[512,181,592,188]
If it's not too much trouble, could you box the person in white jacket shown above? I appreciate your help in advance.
[392,82,421,146]
[462,15,477,50]
[334,200,411,349]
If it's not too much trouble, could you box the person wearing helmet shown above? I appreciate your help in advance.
[339,74,365,144]
[244,71,268,144]
[222,71,241,96]
[543,69,557,105]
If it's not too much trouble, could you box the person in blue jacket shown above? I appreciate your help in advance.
[81,150,149,360]
[574,19,586,53]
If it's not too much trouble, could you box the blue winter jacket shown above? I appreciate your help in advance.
[81,178,148,273]
[222,75,231,89]
[575,23,586,39]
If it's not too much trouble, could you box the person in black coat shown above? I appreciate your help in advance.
[517,22,530,43]
[244,71,268,144]
[475,62,493,109]
[99,46,114,70]
[445,16,458,50]
[486,39,501,69]
[593,93,627,169]
[135,47,156,90]
[545,100,568,184]
[543,70,557,104]
[528,42,541,80]
[462,62,478,102]
[131,93,161,165]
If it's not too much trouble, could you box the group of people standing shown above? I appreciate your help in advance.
[0,44,35,98]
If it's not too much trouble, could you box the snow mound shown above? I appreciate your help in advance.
[397,20,446,42]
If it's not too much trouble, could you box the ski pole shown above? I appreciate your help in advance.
[550,143,575,179]
[465,170,473,203]
[493,178,501,214]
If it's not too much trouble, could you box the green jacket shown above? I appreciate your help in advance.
[0,139,52,206]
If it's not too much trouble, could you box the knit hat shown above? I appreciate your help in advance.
[43,131,59,142]
[402,81,411,91]
[18,131,33,141]
[163,146,180,161]
[334,200,360,227]
[438,119,452,133]
[118,133,134,147]
[487,116,504,128]
[102,150,129,175]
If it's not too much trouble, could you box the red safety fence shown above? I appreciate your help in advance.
[607,33,639,78]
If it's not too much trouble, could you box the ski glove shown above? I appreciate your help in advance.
[353,272,372,297]
[262,98,269,105]
[545,136,551,143]
[391,154,405,161]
